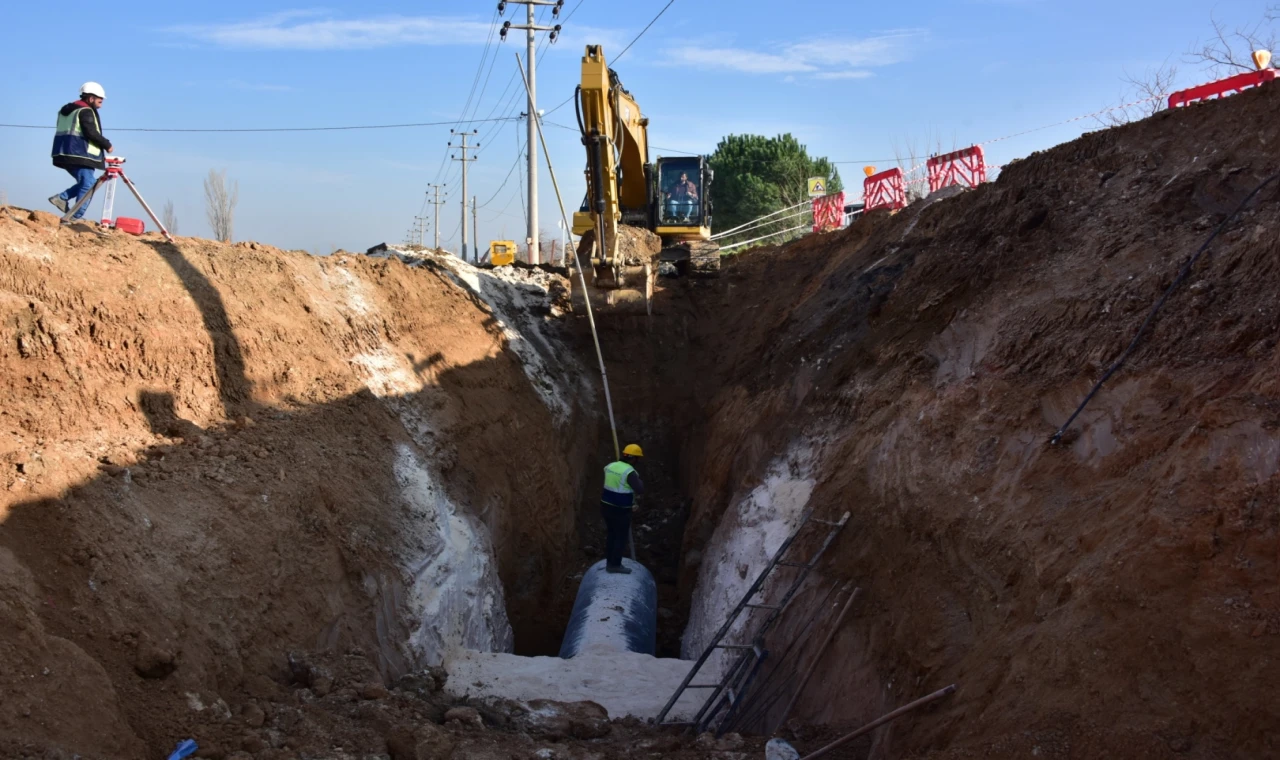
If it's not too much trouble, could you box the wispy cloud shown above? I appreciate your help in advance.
[166,10,493,50]
[658,30,926,79]
[813,70,875,80]
[785,31,922,68]
[661,46,816,74]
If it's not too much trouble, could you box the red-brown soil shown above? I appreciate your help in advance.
[630,81,1280,758]
[3,76,1279,760]
[0,220,593,757]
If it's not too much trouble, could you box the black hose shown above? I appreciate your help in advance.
[1049,171,1280,445]
[573,85,586,138]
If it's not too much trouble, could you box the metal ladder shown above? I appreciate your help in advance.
[654,509,851,733]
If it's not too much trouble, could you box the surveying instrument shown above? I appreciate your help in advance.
[61,156,174,242]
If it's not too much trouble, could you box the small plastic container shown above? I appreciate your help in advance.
[114,217,145,235]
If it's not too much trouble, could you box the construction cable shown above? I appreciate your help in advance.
[710,199,814,239]
[718,222,810,252]
[1049,171,1280,445]
[711,206,813,241]
[516,52,621,459]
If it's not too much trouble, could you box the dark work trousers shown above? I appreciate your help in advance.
[599,502,632,568]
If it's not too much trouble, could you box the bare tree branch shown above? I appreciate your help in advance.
[161,199,179,236]
[1187,10,1279,77]
[203,169,238,243]
[1096,62,1180,127]
[892,130,956,202]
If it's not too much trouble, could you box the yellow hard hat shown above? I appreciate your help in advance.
[623,443,644,457]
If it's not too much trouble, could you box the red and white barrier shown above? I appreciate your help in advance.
[812,192,846,233]
[927,145,987,194]
[864,168,906,211]
[1168,69,1277,108]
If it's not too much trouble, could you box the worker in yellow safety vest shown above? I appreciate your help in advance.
[600,444,646,574]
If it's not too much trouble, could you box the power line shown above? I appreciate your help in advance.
[426,11,506,202]
[0,117,520,133]
[544,0,675,118]
[480,126,525,207]
[614,0,677,62]
[457,8,503,132]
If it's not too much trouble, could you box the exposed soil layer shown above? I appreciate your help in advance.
[3,75,1279,760]
[646,83,1280,757]
[0,220,593,757]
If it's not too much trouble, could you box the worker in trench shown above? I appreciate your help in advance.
[600,444,645,574]
[49,82,113,224]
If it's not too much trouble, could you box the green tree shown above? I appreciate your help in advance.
[708,134,843,247]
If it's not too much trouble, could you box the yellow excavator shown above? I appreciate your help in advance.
[571,45,719,311]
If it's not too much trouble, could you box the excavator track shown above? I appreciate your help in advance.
[660,239,721,277]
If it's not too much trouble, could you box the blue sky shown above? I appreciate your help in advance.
[0,0,1270,254]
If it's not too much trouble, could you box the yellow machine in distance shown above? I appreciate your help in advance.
[573,44,719,294]
[489,240,517,266]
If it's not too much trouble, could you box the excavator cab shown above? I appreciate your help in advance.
[652,156,717,274]
[653,156,712,236]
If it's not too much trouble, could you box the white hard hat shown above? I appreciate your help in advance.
[80,82,106,99]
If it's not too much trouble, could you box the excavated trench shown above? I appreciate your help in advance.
[4,82,1280,759]
[509,301,712,658]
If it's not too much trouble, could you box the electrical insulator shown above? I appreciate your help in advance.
[550,24,561,42]
[497,1,506,13]
[552,0,563,17]
[500,21,511,41]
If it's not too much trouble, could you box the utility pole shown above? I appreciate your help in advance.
[500,0,563,266]
[426,185,446,250]
[450,131,478,261]
[472,196,480,264]
[414,215,428,248]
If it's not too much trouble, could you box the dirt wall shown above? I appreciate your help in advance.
[667,84,1280,757]
[0,221,593,757]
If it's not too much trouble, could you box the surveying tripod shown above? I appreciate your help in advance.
[62,156,174,242]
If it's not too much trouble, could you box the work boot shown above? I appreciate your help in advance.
[605,565,632,574]
[48,195,69,213]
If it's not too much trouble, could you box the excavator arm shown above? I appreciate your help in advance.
[573,45,652,270]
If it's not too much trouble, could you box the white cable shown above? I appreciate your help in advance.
[718,222,810,251]
[710,206,813,241]
[710,199,813,239]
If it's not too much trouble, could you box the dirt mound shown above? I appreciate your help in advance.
[590,83,1280,757]
[575,224,663,268]
[0,218,595,756]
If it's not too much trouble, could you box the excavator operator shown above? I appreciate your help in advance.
[666,173,699,223]
[600,443,646,573]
